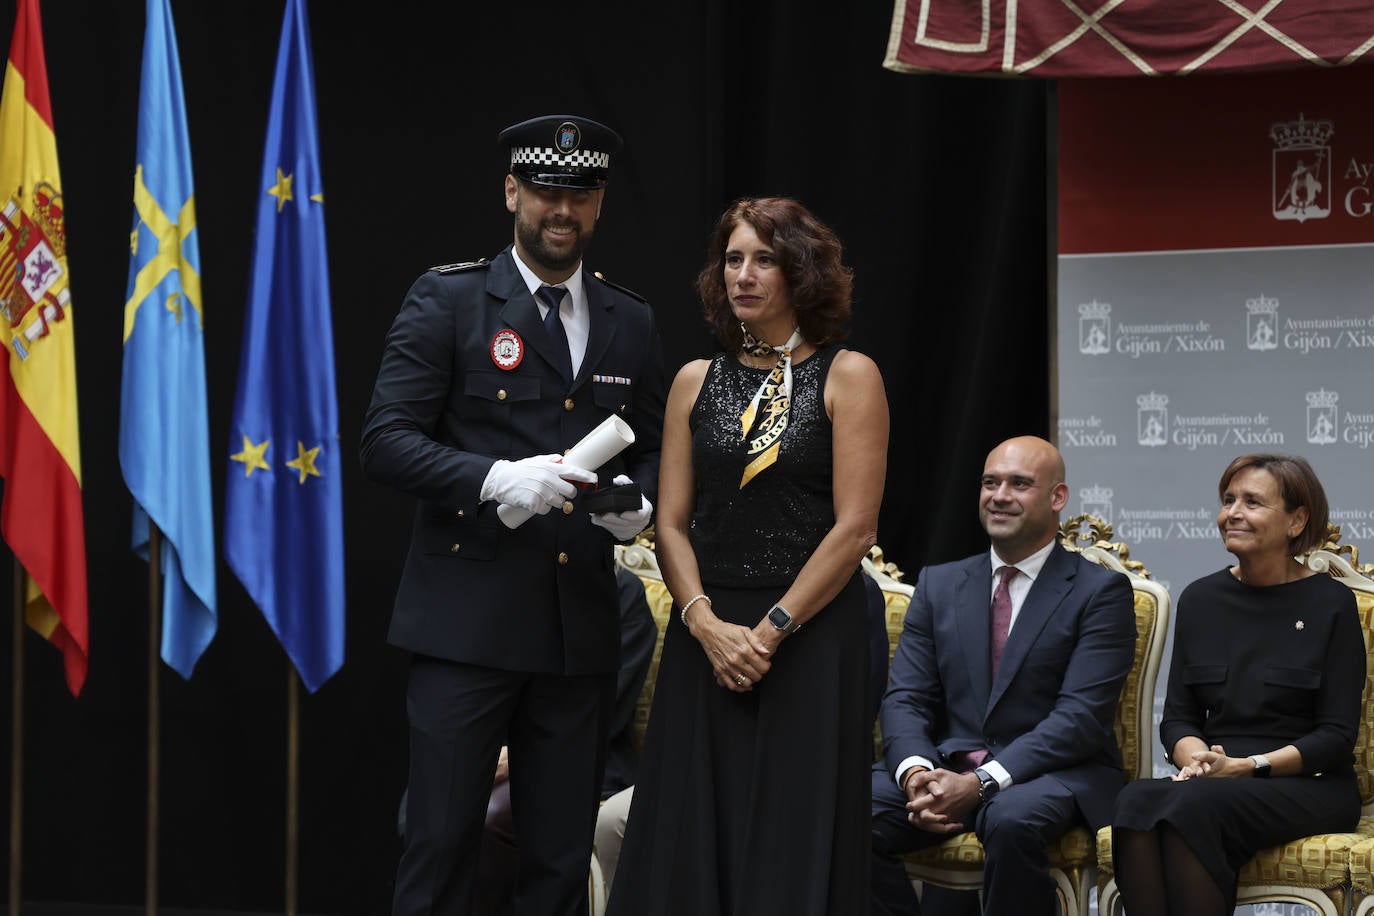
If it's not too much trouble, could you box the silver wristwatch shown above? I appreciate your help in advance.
[974,766,1000,803]
[767,604,801,634]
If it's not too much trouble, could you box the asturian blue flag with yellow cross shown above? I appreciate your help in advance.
[224,0,344,693]
[119,0,216,679]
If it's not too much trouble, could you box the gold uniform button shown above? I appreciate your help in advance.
[562,500,574,515]
[450,544,461,553]
[497,389,508,401]
[564,398,575,411]
[557,552,569,565]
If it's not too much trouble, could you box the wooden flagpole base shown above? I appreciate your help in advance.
[286,667,299,916]
[10,557,25,916]
[147,527,162,916]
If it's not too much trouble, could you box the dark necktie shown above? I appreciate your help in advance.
[944,566,1020,774]
[536,285,572,383]
[990,565,1019,677]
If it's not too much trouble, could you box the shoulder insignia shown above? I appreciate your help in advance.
[590,270,648,303]
[432,258,490,274]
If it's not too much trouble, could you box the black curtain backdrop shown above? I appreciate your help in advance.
[0,1,1049,912]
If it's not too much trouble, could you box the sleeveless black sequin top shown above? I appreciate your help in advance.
[688,345,839,588]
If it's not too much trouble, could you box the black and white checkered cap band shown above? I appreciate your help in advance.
[510,146,611,169]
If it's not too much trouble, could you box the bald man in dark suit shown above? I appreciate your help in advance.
[871,437,1136,916]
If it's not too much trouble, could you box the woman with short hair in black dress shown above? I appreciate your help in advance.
[1111,453,1365,914]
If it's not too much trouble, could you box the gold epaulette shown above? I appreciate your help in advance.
[432,258,490,274]
[591,270,648,303]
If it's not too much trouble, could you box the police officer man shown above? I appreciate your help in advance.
[362,114,667,916]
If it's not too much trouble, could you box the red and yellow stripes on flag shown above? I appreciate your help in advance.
[0,0,88,695]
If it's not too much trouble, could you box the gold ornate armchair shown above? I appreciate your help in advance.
[1350,826,1374,916]
[1346,834,1374,911]
[897,515,1171,916]
[867,545,916,759]
[1096,530,1374,916]
[613,532,677,758]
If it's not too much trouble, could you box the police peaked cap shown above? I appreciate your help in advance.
[499,115,622,190]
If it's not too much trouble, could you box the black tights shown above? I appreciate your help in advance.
[1112,824,1228,916]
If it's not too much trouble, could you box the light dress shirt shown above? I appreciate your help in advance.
[512,251,591,377]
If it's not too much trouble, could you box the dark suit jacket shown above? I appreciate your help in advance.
[360,246,667,676]
[880,542,1137,829]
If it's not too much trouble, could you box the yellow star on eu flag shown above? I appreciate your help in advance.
[286,441,322,484]
[231,435,271,477]
[268,166,294,213]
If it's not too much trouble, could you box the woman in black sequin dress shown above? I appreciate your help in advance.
[606,198,888,915]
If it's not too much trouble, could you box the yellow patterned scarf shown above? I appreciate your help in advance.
[739,326,803,488]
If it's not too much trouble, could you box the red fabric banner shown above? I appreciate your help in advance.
[885,1,1374,78]
[1058,66,1374,253]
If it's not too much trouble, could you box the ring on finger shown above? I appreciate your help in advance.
[735,673,748,686]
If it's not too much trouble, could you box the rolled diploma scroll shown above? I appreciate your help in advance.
[497,414,636,529]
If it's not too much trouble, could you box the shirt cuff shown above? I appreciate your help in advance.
[979,759,1012,789]
[896,755,935,787]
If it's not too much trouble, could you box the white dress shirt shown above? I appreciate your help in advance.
[511,251,591,377]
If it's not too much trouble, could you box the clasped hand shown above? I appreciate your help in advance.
[904,768,980,833]
[1174,744,1244,780]
[691,612,773,693]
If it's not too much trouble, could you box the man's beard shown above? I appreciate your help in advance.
[515,204,594,273]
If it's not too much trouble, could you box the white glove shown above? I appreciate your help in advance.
[482,454,596,515]
[589,474,654,541]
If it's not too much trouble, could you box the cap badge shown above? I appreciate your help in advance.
[490,328,524,370]
[556,121,581,153]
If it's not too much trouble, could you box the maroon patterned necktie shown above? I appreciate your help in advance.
[946,566,1021,774]
[990,565,1019,677]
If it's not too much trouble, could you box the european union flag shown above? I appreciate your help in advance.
[224,0,344,693]
[119,0,216,679]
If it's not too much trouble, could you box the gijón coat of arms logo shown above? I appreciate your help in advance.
[1271,114,1334,223]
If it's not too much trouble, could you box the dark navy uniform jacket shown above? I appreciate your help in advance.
[361,245,667,677]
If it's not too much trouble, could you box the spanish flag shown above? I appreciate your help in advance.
[0,0,89,696]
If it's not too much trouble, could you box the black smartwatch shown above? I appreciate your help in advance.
[767,604,801,635]
[974,767,1000,804]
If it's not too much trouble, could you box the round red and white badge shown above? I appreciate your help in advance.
[490,329,524,370]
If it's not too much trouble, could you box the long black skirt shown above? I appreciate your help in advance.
[605,573,871,916]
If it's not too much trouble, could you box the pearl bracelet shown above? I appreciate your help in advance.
[679,593,711,627]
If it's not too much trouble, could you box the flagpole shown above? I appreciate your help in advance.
[286,666,300,916]
[147,525,162,916]
[10,557,24,916]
